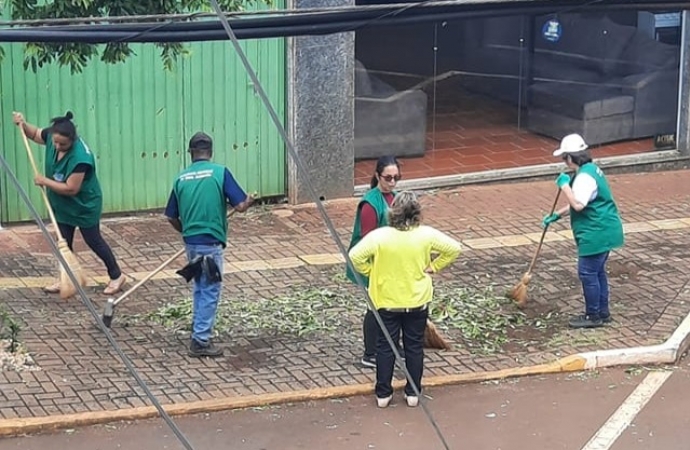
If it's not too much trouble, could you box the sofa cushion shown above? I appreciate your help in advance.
[534,14,636,75]
[532,56,603,84]
[529,82,634,120]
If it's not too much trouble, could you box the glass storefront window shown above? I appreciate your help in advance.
[353,9,683,186]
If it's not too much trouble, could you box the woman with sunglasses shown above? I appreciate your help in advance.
[347,155,401,368]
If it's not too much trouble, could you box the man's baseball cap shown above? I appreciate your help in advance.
[189,132,213,151]
[553,133,588,157]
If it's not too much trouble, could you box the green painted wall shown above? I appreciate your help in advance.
[0,24,286,223]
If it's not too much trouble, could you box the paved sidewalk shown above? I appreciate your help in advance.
[0,169,689,421]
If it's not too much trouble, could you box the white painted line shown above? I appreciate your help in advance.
[581,370,673,450]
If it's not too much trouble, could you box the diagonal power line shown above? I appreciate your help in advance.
[206,0,453,448]
[0,152,197,450]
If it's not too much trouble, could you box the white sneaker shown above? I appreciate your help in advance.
[404,394,419,407]
[376,395,392,408]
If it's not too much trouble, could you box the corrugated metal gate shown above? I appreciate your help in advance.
[0,36,286,223]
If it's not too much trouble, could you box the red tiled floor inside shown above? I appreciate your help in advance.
[354,85,655,185]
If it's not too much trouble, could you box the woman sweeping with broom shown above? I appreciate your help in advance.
[349,191,462,408]
[13,111,127,295]
[541,133,624,329]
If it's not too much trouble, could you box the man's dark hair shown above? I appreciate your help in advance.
[188,132,213,158]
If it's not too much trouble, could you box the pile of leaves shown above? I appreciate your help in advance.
[133,287,362,338]
[430,285,534,354]
[131,281,561,355]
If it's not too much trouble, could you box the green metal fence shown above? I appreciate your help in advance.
[0,34,286,223]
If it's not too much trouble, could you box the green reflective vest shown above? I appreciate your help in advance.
[569,163,625,257]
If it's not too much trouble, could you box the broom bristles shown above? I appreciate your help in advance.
[424,319,452,350]
[508,272,531,307]
[57,239,85,300]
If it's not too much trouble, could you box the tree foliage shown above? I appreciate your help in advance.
[1,0,265,73]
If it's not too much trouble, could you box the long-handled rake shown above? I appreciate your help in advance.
[102,209,238,328]
[102,247,184,328]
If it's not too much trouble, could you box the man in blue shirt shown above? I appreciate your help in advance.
[165,132,253,357]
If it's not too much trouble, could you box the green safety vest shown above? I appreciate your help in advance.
[45,133,102,228]
[569,163,625,257]
[172,160,228,246]
[346,188,393,285]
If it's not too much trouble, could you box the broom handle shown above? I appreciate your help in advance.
[113,246,186,306]
[18,125,65,241]
[525,188,562,274]
[112,209,237,306]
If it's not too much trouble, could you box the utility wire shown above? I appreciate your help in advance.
[1,0,680,44]
[0,0,589,26]
[2,0,665,30]
[0,150,197,450]
[207,0,453,448]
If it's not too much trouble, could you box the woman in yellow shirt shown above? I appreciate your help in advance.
[348,191,462,408]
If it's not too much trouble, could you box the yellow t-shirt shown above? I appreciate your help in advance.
[348,225,462,309]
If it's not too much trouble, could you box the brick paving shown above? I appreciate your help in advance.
[0,169,689,420]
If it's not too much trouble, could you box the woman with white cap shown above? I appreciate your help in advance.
[542,133,624,329]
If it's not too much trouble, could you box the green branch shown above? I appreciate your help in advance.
[2,0,270,72]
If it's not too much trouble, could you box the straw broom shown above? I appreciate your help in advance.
[508,189,562,308]
[18,125,86,299]
[424,319,452,350]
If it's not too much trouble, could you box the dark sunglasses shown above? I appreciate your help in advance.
[380,174,401,182]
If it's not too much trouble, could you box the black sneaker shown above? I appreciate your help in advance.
[189,339,224,358]
[568,314,604,329]
[600,314,613,324]
[361,355,376,368]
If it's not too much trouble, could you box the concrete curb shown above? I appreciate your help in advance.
[578,300,690,370]
[353,150,687,195]
[1,307,689,438]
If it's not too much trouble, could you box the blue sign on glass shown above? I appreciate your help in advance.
[542,19,562,42]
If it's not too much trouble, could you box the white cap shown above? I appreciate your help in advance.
[553,133,588,157]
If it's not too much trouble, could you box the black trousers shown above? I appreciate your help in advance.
[363,309,403,358]
[58,222,122,280]
[363,309,379,358]
[375,307,428,398]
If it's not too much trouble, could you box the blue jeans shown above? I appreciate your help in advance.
[185,243,224,344]
[577,251,610,318]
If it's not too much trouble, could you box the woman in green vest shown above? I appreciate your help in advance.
[347,155,400,368]
[542,133,624,329]
[13,111,127,296]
